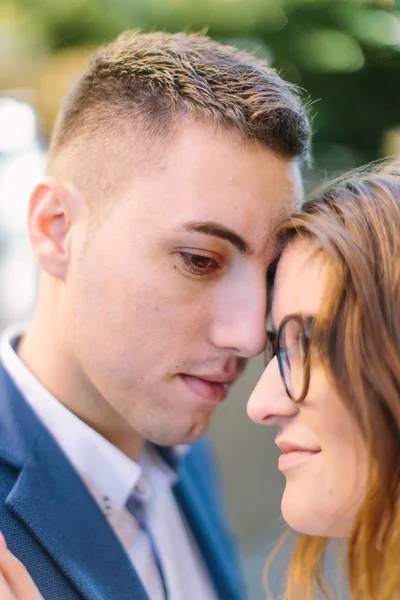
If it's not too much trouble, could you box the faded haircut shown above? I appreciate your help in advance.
[47,30,311,198]
[50,31,310,155]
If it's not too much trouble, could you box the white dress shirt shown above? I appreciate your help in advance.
[1,326,217,600]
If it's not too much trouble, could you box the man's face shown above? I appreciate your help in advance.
[63,120,302,446]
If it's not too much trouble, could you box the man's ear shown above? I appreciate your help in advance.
[27,176,83,280]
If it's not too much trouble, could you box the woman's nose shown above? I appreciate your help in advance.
[247,356,298,425]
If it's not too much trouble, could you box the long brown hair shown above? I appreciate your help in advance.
[268,160,400,600]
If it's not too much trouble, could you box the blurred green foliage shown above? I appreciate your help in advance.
[4,0,400,174]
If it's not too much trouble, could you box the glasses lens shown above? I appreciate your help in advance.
[278,317,307,401]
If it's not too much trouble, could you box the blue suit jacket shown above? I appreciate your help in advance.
[0,362,245,599]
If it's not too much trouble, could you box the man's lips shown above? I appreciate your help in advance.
[179,374,232,403]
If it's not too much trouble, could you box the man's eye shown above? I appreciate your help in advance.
[179,252,220,276]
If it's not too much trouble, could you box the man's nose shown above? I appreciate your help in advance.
[208,277,268,358]
[247,357,298,425]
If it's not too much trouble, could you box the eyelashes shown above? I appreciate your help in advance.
[177,252,222,276]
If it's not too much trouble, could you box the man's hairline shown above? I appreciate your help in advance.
[47,110,305,174]
[46,113,305,227]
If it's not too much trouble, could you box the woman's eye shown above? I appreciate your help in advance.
[179,252,221,276]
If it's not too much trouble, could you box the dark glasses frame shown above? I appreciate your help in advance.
[264,313,314,403]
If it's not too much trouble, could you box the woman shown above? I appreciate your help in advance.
[1,160,399,599]
[247,159,400,599]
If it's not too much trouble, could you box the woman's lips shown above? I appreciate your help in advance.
[278,449,321,472]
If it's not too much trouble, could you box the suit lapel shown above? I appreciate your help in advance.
[0,365,148,600]
[173,468,241,600]
[157,444,243,600]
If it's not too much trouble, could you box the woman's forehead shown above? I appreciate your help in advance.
[273,240,329,325]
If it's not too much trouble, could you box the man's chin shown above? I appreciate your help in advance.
[142,418,210,447]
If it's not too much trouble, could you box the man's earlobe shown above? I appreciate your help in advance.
[28,176,75,280]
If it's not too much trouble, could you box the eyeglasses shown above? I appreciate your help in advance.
[264,314,314,403]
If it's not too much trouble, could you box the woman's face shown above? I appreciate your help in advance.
[247,240,369,537]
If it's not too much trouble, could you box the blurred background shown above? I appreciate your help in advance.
[0,0,399,597]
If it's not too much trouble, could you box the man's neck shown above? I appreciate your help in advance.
[18,314,144,461]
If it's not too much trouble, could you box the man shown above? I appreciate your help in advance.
[0,31,310,599]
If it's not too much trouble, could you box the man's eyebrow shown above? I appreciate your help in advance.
[179,221,254,255]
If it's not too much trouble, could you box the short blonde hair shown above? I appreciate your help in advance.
[48,30,311,166]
